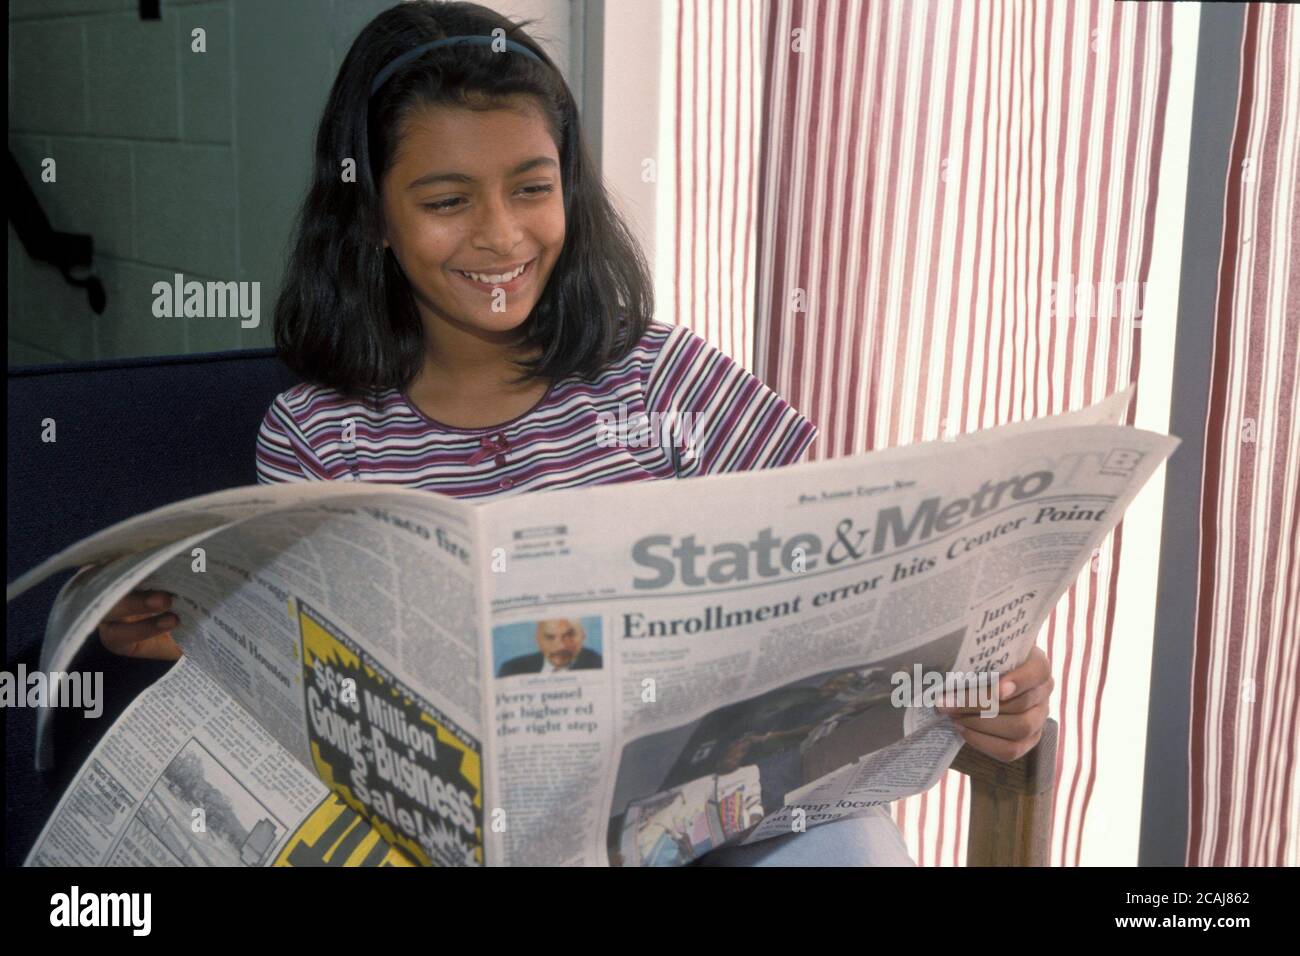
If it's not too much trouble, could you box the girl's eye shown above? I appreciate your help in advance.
[421,184,554,213]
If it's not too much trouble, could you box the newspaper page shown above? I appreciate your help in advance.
[25,655,413,866]
[5,481,414,604]
[11,386,1175,868]
[17,484,491,867]
[131,489,490,866]
[476,414,1177,866]
[15,480,485,770]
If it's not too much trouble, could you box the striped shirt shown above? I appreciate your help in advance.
[255,322,817,499]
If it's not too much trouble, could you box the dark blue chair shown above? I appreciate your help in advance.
[5,349,300,866]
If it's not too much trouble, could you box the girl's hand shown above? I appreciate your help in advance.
[97,589,182,661]
[937,647,1054,762]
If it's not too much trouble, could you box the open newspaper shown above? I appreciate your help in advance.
[6,387,1177,866]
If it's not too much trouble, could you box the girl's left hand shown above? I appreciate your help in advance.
[936,647,1054,762]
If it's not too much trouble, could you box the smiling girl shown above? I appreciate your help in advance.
[98,0,1053,866]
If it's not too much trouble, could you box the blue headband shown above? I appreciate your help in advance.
[370,35,545,96]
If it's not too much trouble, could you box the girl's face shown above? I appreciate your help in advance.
[381,96,566,344]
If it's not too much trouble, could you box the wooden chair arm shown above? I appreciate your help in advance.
[952,717,1057,866]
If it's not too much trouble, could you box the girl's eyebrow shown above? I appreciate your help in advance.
[407,156,558,189]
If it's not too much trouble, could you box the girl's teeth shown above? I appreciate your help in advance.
[462,262,526,284]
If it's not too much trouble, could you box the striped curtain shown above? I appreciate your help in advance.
[1190,3,1300,868]
[663,0,768,369]
[751,0,1177,867]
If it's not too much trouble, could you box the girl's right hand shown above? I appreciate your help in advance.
[97,589,182,661]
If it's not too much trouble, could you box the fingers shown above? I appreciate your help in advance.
[954,719,1045,763]
[104,589,173,621]
[99,614,182,660]
[936,647,1054,716]
[136,632,182,661]
[951,698,1050,761]
[99,611,178,646]
[951,698,1048,738]
[999,646,1051,697]
[940,648,1053,761]
[938,674,1055,716]
[990,676,1054,714]
[99,590,182,661]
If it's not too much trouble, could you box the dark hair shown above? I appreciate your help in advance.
[274,0,653,398]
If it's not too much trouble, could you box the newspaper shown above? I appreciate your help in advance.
[6,386,1178,866]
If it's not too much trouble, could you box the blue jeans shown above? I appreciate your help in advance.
[696,807,915,867]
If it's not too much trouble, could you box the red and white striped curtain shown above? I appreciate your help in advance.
[665,0,1297,865]
[666,0,1184,864]
[666,0,768,369]
[751,0,1178,867]
[1190,3,1299,868]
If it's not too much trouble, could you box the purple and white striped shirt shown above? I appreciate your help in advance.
[255,322,816,499]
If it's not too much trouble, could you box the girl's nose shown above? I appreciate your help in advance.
[472,195,524,250]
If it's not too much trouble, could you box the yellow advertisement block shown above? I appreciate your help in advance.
[296,601,483,866]
[275,794,415,867]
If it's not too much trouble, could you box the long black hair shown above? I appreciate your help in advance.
[274,0,653,398]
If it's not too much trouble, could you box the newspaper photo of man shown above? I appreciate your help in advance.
[497,618,604,677]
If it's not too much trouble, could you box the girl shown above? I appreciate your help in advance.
[99,0,1053,866]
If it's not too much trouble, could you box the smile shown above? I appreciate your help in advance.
[453,258,535,289]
